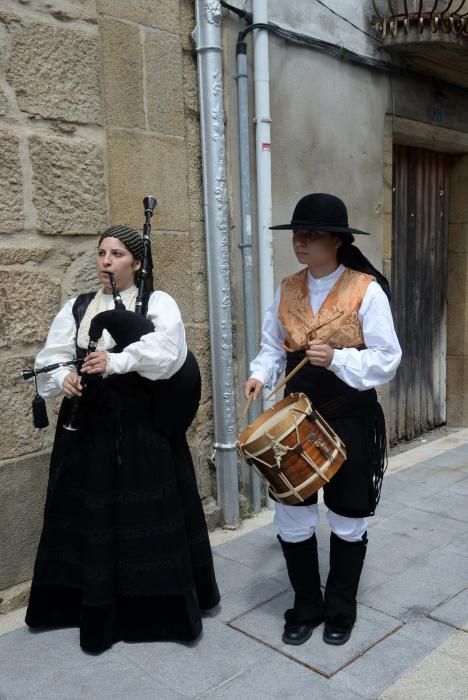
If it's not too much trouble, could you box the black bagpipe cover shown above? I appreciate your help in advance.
[89,310,154,352]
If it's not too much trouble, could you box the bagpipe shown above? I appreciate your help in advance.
[22,195,157,430]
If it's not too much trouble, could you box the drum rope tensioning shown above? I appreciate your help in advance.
[237,393,346,505]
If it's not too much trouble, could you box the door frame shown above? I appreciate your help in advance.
[383,116,468,437]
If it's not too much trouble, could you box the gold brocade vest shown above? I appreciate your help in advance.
[278,267,374,351]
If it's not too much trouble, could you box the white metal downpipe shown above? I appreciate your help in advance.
[193,0,240,528]
[252,0,274,385]
[235,36,262,512]
[252,0,275,509]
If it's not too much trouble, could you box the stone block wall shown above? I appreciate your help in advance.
[0,0,217,606]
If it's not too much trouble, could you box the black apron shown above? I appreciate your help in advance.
[282,350,387,518]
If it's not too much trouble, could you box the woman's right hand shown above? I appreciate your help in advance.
[62,373,83,398]
[244,378,264,401]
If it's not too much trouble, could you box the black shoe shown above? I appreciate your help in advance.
[323,623,352,646]
[282,622,314,646]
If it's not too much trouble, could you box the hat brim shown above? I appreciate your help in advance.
[270,223,370,235]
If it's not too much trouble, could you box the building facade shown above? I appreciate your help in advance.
[0,0,218,611]
[1,0,468,608]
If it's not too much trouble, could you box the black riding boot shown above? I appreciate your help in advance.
[323,531,367,645]
[278,534,324,645]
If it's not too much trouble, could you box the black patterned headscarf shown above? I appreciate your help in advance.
[98,224,144,262]
[98,224,153,291]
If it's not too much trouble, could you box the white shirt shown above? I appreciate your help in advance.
[249,265,402,391]
[35,287,188,398]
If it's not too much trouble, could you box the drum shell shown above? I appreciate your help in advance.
[237,393,346,506]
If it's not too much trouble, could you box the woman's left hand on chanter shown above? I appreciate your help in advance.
[81,351,109,375]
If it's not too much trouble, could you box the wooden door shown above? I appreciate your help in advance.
[390,145,450,444]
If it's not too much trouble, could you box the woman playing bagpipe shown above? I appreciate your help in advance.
[25,200,220,653]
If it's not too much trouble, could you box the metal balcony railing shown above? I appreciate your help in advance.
[372,1,468,38]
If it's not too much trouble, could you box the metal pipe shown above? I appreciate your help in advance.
[235,37,262,513]
[252,0,274,338]
[252,0,275,509]
[193,0,240,528]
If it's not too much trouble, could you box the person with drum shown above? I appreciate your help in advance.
[26,224,220,653]
[245,193,401,647]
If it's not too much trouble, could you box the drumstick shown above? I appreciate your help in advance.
[265,357,309,401]
[265,330,338,401]
[242,393,254,418]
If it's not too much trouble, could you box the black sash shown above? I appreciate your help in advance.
[285,349,377,418]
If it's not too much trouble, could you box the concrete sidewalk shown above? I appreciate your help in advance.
[0,433,467,699]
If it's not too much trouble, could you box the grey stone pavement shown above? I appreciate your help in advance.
[1,433,467,699]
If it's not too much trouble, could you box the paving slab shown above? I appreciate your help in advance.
[428,586,468,631]
[357,563,393,595]
[372,505,468,547]
[212,553,269,599]
[365,494,405,526]
[379,634,468,699]
[380,466,468,508]
[411,489,468,524]
[206,576,288,623]
[447,475,468,495]
[228,589,402,678]
[199,652,367,700]
[446,529,468,558]
[411,443,468,469]
[213,525,285,577]
[27,650,186,700]
[396,612,459,648]
[365,527,436,575]
[0,627,96,699]
[360,549,468,620]
[1,442,468,700]
[119,616,274,698]
[334,622,455,699]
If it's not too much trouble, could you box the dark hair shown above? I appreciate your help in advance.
[337,233,391,300]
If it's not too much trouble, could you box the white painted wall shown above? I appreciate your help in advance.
[221,0,468,484]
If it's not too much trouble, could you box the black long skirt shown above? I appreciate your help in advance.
[25,355,220,653]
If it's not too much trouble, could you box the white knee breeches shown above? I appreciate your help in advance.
[274,502,368,544]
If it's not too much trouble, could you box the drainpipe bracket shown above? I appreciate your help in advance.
[213,442,238,450]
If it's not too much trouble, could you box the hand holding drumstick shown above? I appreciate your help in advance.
[243,336,336,411]
[305,338,335,368]
[244,377,264,402]
[263,337,336,402]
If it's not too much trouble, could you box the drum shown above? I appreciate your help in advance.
[237,393,346,505]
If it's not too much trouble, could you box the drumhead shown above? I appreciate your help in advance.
[245,394,309,444]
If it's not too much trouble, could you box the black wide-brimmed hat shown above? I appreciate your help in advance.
[270,193,369,236]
